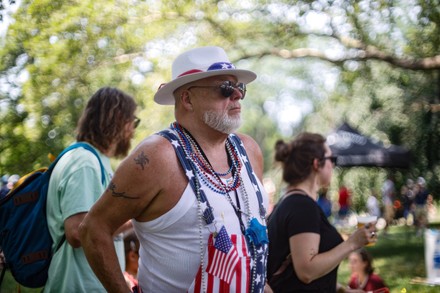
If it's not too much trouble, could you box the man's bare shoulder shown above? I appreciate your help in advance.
[112,133,180,194]
[106,133,185,220]
[129,133,177,169]
[235,133,261,153]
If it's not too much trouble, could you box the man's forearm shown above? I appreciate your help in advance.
[80,224,130,292]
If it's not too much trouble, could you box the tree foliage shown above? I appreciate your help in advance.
[0,0,439,200]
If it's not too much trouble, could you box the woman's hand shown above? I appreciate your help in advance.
[347,223,377,249]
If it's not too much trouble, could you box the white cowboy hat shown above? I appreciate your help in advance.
[154,46,257,105]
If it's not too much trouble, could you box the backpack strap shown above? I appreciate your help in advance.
[6,143,106,198]
[49,142,106,185]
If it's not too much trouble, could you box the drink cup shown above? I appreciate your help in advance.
[357,215,377,246]
[357,215,377,228]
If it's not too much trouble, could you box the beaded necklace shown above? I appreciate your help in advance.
[172,122,253,229]
[172,122,243,194]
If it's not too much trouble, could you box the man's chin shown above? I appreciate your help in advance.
[221,124,240,134]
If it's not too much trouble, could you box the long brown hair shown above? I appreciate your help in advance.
[356,248,374,275]
[76,87,137,157]
[274,132,326,186]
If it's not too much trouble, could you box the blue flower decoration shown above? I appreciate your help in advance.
[245,218,269,246]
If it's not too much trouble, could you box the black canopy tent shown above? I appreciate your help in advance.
[327,123,412,168]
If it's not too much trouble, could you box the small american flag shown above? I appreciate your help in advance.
[206,226,240,284]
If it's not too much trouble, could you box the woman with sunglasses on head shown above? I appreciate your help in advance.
[267,132,376,293]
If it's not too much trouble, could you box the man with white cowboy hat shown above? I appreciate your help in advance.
[81,46,272,293]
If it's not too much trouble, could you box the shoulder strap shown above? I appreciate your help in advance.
[284,188,308,197]
[49,142,106,185]
[270,253,292,282]
[157,129,215,225]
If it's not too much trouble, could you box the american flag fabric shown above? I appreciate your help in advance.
[206,226,240,283]
[230,134,268,293]
[188,233,250,293]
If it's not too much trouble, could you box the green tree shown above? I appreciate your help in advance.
[1,0,439,201]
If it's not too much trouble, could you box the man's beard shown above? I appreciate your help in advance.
[203,109,241,134]
[114,136,132,158]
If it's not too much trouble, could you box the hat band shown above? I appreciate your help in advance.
[177,62,236,78]
[178,69,203,77]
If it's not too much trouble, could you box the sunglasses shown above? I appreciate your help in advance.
[133,116,141,128]
[322,156,337,165]
[187,80,246,99]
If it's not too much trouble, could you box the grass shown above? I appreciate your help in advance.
[1,270,42,293]
[1,225,440,292]
[337,224,440,293]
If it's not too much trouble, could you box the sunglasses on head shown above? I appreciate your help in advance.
[187,80,246,99]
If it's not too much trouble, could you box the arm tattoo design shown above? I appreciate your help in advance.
[134,151,149,170]
[309,248,318,257]
[108,182,140,199]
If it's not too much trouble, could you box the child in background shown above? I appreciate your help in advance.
[344,248,387,293]
[123,230,139,290]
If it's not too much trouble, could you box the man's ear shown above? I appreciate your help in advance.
[180,90,194,111]
[312,158,321,170]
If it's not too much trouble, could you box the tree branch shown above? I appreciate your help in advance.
[242,35,440,71]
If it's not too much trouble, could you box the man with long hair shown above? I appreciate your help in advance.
[44,87,139,292]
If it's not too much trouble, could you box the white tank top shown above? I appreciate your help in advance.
[132,161,268,292]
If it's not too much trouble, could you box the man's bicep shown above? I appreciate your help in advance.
[91,173,153,232]
[91,145,163,229]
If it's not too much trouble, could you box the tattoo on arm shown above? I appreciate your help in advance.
[134,151,149,170]
[108,182,140,199]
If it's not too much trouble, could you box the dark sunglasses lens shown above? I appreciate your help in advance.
[331,156,337,164]
[220,81,234,97]
[134,117,140,128]
[220,81,246,98]
[237,83,246,98]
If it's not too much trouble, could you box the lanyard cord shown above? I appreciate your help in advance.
[233,189,247,235]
